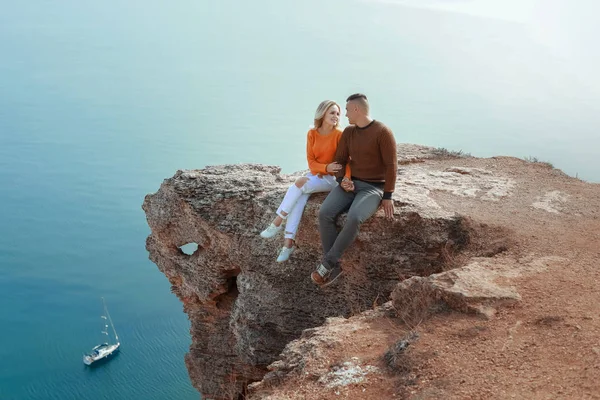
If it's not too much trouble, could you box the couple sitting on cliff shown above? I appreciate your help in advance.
[259,93,398,287]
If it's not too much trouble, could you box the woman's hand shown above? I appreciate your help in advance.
[326,162,342,173]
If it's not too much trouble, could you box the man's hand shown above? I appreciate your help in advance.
[381,199,394,220]
[326,162,342,173]
[340,178,354,192]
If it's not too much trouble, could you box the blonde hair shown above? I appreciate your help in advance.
[313,100,341,130]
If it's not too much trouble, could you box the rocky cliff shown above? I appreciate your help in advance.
[143,144,600,399]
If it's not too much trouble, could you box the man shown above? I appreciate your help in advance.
[310,93,397,286]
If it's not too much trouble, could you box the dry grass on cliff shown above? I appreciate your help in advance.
[382,331,420,374]
[391,280,446,330]
[523,155,554,169]
[431,147,472,159]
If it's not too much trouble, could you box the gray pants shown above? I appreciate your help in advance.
[319,180,384,268]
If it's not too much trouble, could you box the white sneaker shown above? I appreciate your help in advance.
[260,223,283,239]
[276,246,295,262]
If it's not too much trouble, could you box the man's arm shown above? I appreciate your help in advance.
[380,126,398,199]
[379,126,397,219]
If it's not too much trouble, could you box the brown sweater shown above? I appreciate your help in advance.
[334,120,397,198]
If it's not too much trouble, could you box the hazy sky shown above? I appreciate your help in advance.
[1,0,597,180]
[368,0,600,75]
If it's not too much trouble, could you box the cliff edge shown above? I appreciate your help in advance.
[143,144,600,399]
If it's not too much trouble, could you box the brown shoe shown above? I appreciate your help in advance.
[311,263,344,287]
[311,270,327,285]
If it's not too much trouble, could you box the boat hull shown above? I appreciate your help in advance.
[83,343,120,365]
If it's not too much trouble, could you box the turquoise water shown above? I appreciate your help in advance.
[1,1,598,399]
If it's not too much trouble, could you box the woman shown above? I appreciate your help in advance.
[260,100,348,262]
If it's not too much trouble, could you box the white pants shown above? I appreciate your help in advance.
[277,173,337,239]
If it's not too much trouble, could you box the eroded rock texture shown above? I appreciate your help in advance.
[142,145,510,398]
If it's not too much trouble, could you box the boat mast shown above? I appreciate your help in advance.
[101,297,119,344]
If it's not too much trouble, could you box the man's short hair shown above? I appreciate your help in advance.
[346,93,367,102]
[346,93,369,114]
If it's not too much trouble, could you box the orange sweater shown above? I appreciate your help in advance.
[306,128,350,177]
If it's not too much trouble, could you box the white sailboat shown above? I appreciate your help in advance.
[83,297,121,365]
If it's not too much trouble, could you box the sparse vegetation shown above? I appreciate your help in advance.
[440,239,463,271]
[523,156,554,169]
[383,331,419,373]
[432,147,472,159]
[392,281,444,329]
[574,173,587,182]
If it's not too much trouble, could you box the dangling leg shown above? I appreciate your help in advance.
[260,176,309,238]
[272,173,335,261]
[276,193,310,262]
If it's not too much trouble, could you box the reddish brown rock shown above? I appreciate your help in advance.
[142,145,514,398]
[241,151,600,400]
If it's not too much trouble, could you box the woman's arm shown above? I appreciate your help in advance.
[306,130,329,174]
